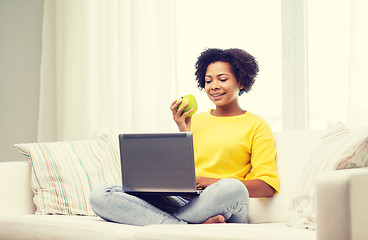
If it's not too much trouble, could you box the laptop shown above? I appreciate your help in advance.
[119,132,203,196]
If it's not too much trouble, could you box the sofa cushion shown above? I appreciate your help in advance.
[287,122,368,230]
[13,130,121,215]
[134,223,316,240]
[0,215,138,240]
[0,215,316,240]
[248,130,322,224]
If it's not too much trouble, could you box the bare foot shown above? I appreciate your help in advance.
[202,215,226,224]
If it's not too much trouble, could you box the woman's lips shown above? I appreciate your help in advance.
[210,92,225,101]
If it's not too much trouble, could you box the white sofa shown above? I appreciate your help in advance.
[0,130,367,240]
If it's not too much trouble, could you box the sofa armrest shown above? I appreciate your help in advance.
[0,161,36,214]
[316,167,368,240]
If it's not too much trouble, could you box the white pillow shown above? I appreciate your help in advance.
[287,122,368,230]
[14,130,121,215]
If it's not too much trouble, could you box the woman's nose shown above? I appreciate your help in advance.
[211,81,220,90]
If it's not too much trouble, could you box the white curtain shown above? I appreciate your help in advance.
[38,0,178,142]
[348,0,368,129]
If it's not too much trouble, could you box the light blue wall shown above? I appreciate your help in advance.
[0,0,43,161]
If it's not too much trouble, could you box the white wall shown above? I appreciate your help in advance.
[0,0,43,162]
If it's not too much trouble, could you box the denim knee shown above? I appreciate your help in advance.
[212,178,249,202]
[89,185,186,225]
[89,185,118,214]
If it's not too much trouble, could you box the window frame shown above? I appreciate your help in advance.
[281,0,309,130]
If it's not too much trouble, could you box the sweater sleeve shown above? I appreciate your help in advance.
[249,120,280,193]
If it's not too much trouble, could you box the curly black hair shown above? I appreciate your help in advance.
[194,48,259,96]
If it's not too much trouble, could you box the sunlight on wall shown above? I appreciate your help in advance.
[175,0,282,131]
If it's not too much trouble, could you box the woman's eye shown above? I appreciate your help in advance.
[205,80,212,84]
[220,78,228,82]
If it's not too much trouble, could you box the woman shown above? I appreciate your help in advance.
[90,48,279,225]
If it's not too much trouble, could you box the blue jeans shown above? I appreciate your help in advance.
[89,178,249,226]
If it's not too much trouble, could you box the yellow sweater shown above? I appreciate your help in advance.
[191,110,279,193]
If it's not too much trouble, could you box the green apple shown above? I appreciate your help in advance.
[177,94,197,117]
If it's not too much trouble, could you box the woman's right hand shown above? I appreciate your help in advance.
[170,98,193,132]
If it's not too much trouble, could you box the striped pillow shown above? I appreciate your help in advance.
[287,122,368,230]
[14,130,121,215]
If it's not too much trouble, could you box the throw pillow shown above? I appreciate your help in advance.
[14,129,121,215]
[287,122,368,230]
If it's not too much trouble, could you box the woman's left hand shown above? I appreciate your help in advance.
[196,176,220,189]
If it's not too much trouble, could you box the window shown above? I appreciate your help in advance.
[176,0,353,131]
[175,0,282,131]
[307,0,351,130]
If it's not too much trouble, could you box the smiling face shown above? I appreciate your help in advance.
[204,61,244,112]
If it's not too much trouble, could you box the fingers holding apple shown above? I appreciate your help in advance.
[177,94,198,118]
[170,95,197,132]
[170,99,186,119]
[177,102,194,119]
[170,94,197,119]
[170,99,186,126]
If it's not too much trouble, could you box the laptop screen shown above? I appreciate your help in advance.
[119,132,198,195]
